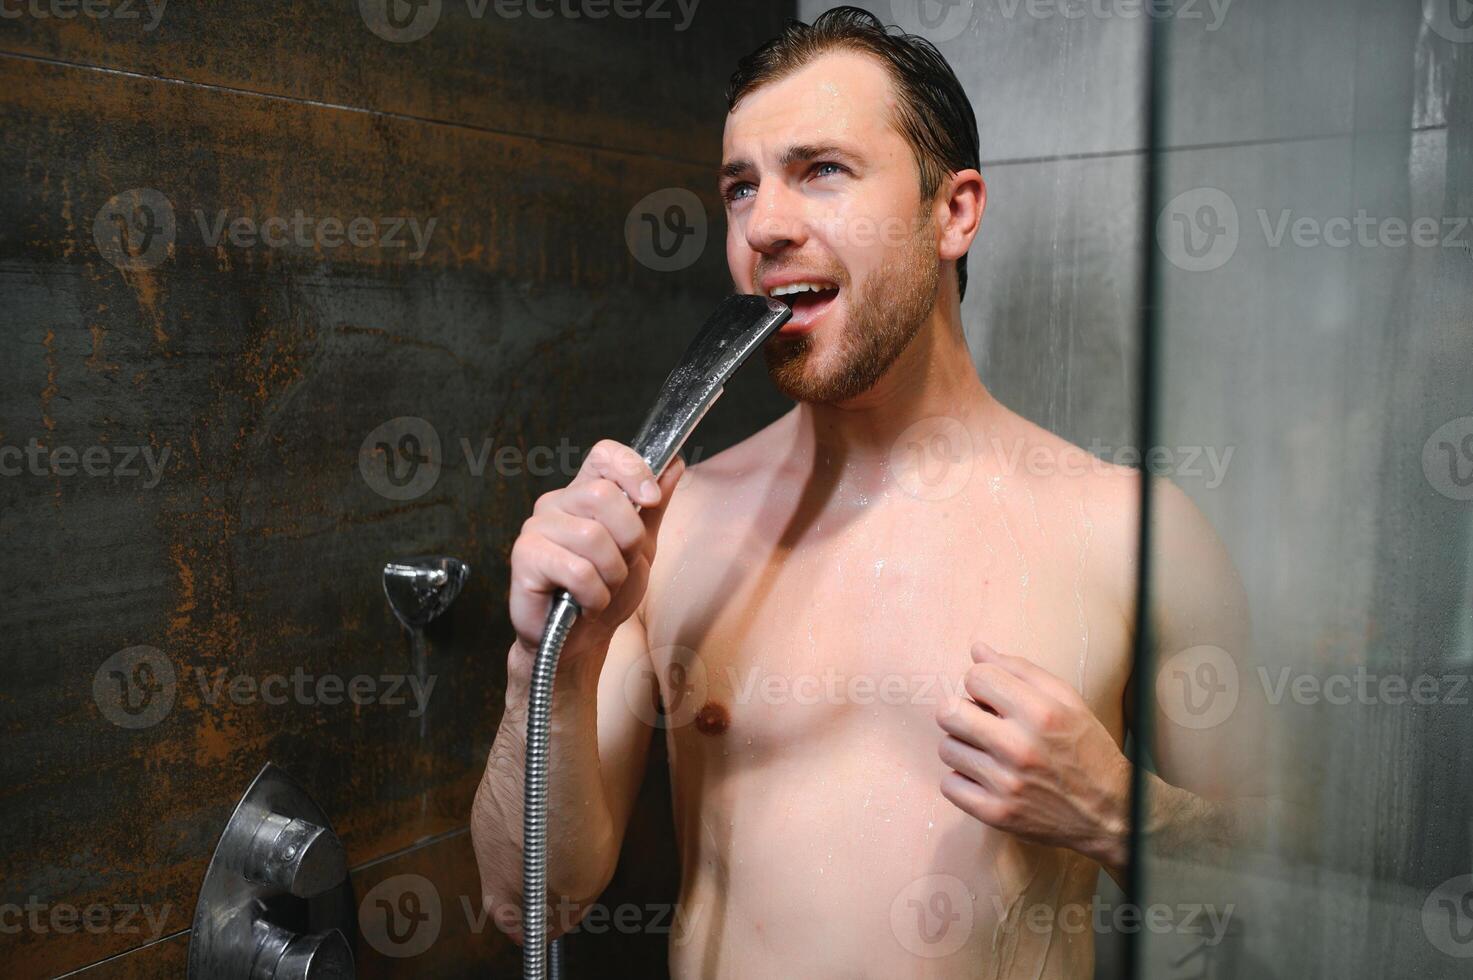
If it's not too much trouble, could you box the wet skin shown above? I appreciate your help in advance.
[475,47,1257,980]
[637,403,1144,979]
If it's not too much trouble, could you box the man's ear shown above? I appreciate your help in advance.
[938,168,985,262]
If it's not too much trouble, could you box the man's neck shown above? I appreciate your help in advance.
[781,306,999,493]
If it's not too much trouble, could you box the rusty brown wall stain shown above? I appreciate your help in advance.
[0,5,794,976]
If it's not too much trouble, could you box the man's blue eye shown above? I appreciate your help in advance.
[815,162,844,177]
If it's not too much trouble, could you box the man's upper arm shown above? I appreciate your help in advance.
[594,612,658,849]
[1138,477,1265,800]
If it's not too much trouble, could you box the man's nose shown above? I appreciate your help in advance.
[743,181,807,255]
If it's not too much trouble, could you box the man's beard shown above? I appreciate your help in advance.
[763,227,939,404]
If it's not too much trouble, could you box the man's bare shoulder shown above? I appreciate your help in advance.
[987,409,1142,529]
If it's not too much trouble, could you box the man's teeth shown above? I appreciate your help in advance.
[768,282,835,297]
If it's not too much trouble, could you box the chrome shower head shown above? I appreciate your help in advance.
[382,556,469,630]
[629,294,791,477]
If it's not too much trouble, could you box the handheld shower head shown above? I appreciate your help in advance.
[521,293,789,980]
[629,293,792,477]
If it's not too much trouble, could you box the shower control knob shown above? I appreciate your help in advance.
[189,764,357,979]
[251,921,354,980]
[243,812,348,899]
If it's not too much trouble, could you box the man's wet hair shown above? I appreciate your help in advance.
[727,6,982,301]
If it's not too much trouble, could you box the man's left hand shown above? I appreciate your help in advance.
[934,642,1132,873]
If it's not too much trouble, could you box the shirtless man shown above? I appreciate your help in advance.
[473,8,1262,977]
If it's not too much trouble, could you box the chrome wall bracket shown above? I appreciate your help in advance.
[382,556,469,630]
[189,763,356,979]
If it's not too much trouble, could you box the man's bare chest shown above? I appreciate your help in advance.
[643,506,1133,751]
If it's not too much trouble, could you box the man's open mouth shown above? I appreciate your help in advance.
[763,281,841,331]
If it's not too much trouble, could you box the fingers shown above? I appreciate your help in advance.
[508,441,686,646]
[522,511,629,595]
[538,451,685,562]
[576,439,660,506]
[936,695,1025,766]
[555,479,646,559]
[509,531,613,614]
[937,734,1013,796]
[940,769,1009,827]
[962,660,1038,719]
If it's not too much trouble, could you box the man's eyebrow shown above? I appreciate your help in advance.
[780,142,859,168]
[717,143,862,184]
[718,158,753,184]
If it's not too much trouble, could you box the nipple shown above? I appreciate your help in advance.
[694,700,731,736]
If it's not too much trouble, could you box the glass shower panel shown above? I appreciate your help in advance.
[1134,2,1473,978]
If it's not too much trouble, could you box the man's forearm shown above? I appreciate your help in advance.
[1096,772,1275,889]
[471,643,620,939]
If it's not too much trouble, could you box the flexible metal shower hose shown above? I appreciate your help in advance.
[523,589,580,980]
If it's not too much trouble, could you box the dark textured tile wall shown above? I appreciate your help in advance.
[0,3,795,976]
